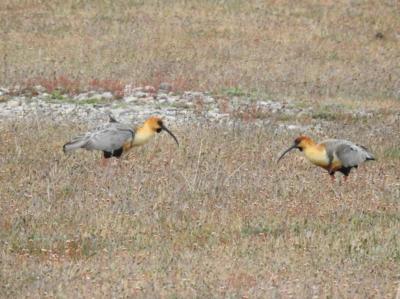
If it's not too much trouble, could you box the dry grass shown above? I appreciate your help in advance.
[1,113,399,298]
[1,0,400,99]
[1,0,400,297]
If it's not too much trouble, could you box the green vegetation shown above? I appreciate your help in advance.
[50,90,64,100]
[384,148,400,160]
[223,87,248,97]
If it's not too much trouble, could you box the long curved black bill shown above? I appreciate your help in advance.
[277,144,297,162]
[161,125,179,147]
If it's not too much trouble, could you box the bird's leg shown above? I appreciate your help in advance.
[101,151,113,167]
[330,174,335,183]
[340,168,351,185]
[101,157,109,167]
[328,169,335,183]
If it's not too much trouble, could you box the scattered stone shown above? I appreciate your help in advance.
[143,96,155,102]
[157,93,169,100]
[123,84,136,96]
[159,82,172,93]
[87,92,103,101]
[135,91,147,98]
[0,85,360,135]
[74,93,90,101]
[124,96,138,103]
[101,92,114,100]
[203,96,215,104]
[166,96,178,104]
[0,87,9,95]
[286,124,302,130]
[7,99,21,107]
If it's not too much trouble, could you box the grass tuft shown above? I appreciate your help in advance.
[0,118,399,297]
[1,1,399,99]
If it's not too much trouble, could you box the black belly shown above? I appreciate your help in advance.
[338,165,357,176]
[103,147,123,159]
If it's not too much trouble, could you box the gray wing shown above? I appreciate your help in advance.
[83,123,134,152]
[64,122,134,153]
[324,139,374,167]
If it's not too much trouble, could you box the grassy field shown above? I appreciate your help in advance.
[1,113,400,297]
[0,0,399,99]
[1,0,400,298]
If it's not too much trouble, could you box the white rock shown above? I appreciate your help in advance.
[88,93,103,100]
[38,93,49,99]
[143,96,155,102]
[101,92,114,100]
[287,124,300,130]
[203,96,215,104]
[207,111,226,119]
[124,96,138,103]
[12,106,23,112]
[123,84,135,96]
[135,91,147,98]
[183,91,204,100]
[0,87,9,94]
[167,96,178,103]
[63,107,75,114]
[157,93,168,100]
[74,93,89,101]
[7,100,20,107]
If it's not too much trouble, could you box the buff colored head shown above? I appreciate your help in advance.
[143,116,179,146]
[277,135,314,162]
[293,136,314,151]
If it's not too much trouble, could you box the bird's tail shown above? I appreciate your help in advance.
[366,155,375,161]
[358,144,375,161]
[63,136,88,153]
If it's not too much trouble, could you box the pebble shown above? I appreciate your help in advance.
[124,96,138,103]
[159,82,172,93]
[101,92,114,100]
[157,93,169,100]
[0,84,347,135]
[7,100,20,107]
[135,91,147,98]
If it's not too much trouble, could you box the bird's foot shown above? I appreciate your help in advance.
[330,174,335,183]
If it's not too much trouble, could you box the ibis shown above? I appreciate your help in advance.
[63,116,179,165]
[278,136,375,181]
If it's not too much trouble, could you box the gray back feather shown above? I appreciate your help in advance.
[323,139,374,167]
[64,122,134,153]
[83,123,134,152]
